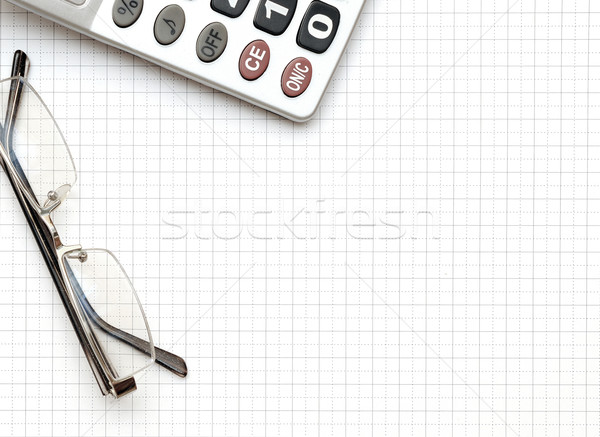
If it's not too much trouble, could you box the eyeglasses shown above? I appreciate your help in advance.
[0,51,187,397]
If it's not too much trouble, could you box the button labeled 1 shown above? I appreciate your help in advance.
[254,0,297,36]
[297,0,340,54]
[239,40,270,81]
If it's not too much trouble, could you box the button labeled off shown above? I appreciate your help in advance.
[281,57,312,97]
[197,22,228,63]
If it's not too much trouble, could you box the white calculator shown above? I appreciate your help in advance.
[7,0,366,121]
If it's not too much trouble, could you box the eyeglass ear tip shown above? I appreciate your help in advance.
[172,355,188,378]
[179,360,188,378]
[11,50,30,78]
[154,346,188,377]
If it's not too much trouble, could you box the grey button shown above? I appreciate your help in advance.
[196,22,228,63]
[154,4,185,45]
[112,0,144,28]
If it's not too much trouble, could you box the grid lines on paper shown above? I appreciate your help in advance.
[0,0,599,436]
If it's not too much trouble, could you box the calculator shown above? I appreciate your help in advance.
[7,0,366,122]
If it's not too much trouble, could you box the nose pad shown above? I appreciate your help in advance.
[42,183,72,209]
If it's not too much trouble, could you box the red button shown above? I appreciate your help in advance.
[239,40,270,81]
[281,57,312,98]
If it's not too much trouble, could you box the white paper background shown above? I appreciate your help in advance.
[0,0,599,436]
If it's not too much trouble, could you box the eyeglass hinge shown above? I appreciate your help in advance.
[111,376,137,398]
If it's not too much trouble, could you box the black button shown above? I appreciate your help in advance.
[211,0,250,18]
[297,0,340,54]
[254,0,297,36]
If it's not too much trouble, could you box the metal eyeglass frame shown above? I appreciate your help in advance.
[0,50,187,398]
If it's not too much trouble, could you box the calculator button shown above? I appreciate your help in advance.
[281,57,312,97]
[112,0,143,28]
[197,22,228,63]
[239,40,270,81]
[254,0,297,36]
[297,1,340,54]
[154,5,185,45]
[211,0,250,19]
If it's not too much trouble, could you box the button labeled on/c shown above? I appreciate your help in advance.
[281,57,312,97]
[239,40,270,81]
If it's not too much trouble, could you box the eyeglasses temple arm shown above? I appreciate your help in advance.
[5,50,28,128]
[5,50,28,151]
[64,262,188,378]
[3,51,37,198]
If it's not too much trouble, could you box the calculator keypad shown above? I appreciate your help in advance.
[211,0,250,19]
[14,0,365,120]
[297,1,340,54]
[254,0,298,36]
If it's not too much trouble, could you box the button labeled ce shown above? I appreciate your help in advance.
[197,22,228,63]
[239,40,270,81]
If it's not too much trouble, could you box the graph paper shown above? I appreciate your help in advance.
[0,0,599,435]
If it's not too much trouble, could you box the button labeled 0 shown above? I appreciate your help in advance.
[281,57,312,97]
[239,40,270,81]
[297,0,340,54]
